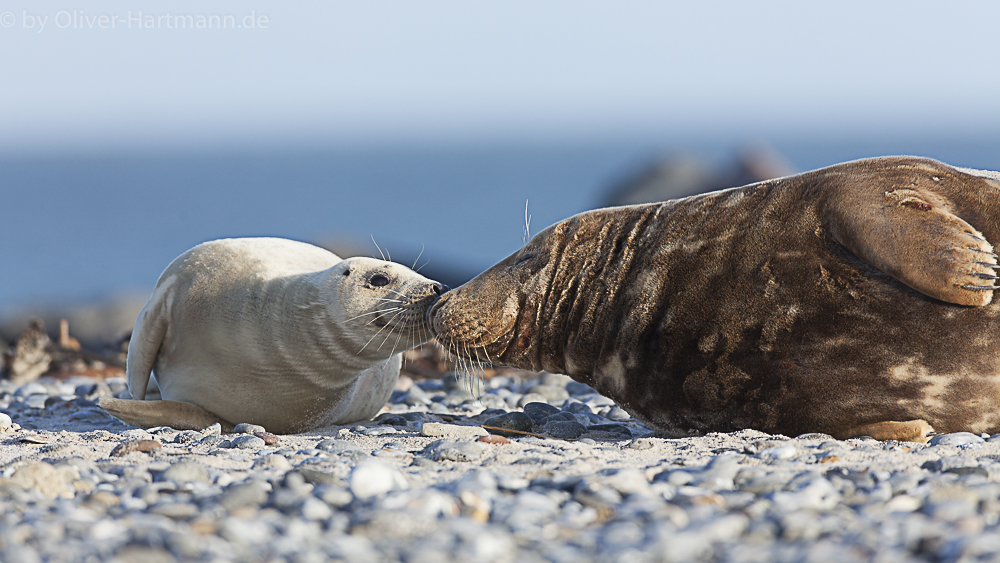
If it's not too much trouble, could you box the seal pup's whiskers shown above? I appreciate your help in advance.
[370,235,390,262]
[345,307,401,323]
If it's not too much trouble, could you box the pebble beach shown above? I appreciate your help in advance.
[3,362,1000,562]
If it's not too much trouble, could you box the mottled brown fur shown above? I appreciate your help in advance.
[430,157,1000,441]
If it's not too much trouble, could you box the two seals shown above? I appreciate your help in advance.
[430,157,1000,442]
[100,238,442,433]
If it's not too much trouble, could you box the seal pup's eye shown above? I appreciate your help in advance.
[369,274,391,287]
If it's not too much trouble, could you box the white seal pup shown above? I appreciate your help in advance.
[99,237,443,433]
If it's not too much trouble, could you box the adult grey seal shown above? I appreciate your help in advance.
[430,157,1000,442]
[100,237,442,433]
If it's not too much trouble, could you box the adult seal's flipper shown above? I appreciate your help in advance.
[825,172,999,306]
[99,397,234,433]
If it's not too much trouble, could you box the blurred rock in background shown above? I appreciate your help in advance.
[603,145,795,207]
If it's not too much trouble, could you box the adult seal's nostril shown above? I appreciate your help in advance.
[429,157,1000,443]
[432,283,447,295]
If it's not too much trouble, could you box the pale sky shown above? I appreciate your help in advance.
[2,1,998,152]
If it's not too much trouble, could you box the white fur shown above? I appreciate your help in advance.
[123,237,435,433]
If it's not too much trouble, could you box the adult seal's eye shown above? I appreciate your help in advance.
[369,274,390,287]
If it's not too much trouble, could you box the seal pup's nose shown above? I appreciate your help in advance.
[432,283,447,295]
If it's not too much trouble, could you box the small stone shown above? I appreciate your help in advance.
[566,381,597,395]
[219,480,270,511]
[315,484,353,507]
[796,433,835,441]
[149,502,199,519]
[483,412,534,437]
[587,423,632,437]
[253,431,279,445]
[521,402,561,424]
[14,382,48,397]
[542,420,587,440]
[424,440,489,462]
[517,393,548,407]
[220,517,274,545]
[0,412,12,430]
[172,430,204,444]
[8,461,73,499]
[928,432,985,446]
[420,422,488,438]
[200,423,222,436]
[315,439,368,460]
[478,435,510,445]
[253,454,292,470]
[628,438,655,450]
[562,401,593,415]
[757,445,798,460]
[110,439,162,456]
[230,435,266,449]
[528,385,570,402]
[606,406,631,420]
[298,468,341,485]
[158,461,210,484]
[349,459,408,500]
[23,395,48,409]
[301,496,333,520]
[233,423,266,434]
[399,385,432,406]
[363,426,397,436]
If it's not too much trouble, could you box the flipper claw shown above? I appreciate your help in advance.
[974,261,1000,270]
[961,284,997,291]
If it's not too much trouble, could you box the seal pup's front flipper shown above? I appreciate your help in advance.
[824,165,999,306]
[99,397,235,433]
[833,419,934,443]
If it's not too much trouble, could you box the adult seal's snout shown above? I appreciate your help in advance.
[432,157,1000,442]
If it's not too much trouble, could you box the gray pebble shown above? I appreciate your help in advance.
[233,423,267,434]
[528,384,570,402]
[420,422,487,438]
[542,421,587,440]
[172,430,204,444]
[628,438,655,450]
[928,432,985,446]
[606,406,631,420]
[562,401,593,415]
[158,461,209,484]
[230,435,267,449]
[566,381,597,395]
[483,412,533,437]
[22,395,48,409]
[521,402,561,425]
[14,383,48,397]
[587,423,632,437]
[424,440,489,462]
[517,393,548,408]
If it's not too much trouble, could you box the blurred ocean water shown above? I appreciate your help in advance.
[3,135,999,314]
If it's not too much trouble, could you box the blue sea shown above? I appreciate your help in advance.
[3,134,999,313]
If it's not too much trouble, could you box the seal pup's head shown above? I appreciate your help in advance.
[331,257,444,361]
